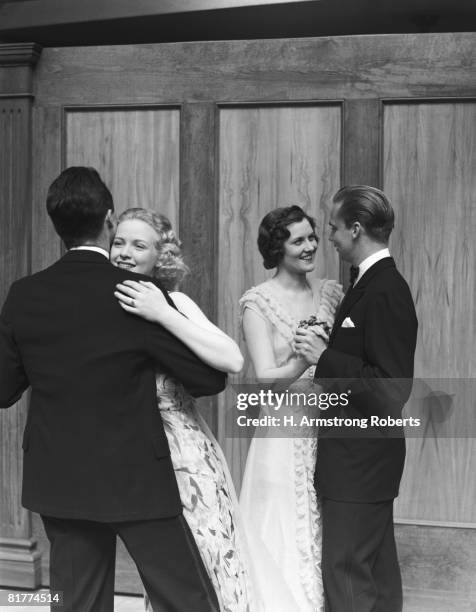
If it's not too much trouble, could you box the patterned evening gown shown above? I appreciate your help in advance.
[145,373,253,612]
[239,278,342,612]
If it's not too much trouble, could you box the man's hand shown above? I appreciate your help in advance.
[294,327,327,366]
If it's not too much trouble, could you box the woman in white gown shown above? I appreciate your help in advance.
[111,208,256,612]
[239,205,342,612]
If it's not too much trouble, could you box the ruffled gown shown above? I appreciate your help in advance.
[239,278,342,612]
[145,374,254,612]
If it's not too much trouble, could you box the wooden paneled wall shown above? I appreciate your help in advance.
[24,34,476,528]
[217,104,341,484]
[0,33,475,592]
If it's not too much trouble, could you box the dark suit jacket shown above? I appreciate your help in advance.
[0,250,226,521]
[314,257,418,502]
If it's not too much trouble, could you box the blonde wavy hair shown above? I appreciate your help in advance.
[117,208,190,291]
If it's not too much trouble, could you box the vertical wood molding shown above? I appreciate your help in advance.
[180,102,218,431]
[343,98,381,187]
[340,98,381,284]
[0,43,42,589]
[180,102,217,317]
[31,105,62,272]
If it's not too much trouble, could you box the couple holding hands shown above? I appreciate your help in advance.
[0,166,417,612]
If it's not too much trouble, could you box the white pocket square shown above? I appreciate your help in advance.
[341,317,355,328]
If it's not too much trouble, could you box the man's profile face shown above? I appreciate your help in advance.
[328,202,355,263]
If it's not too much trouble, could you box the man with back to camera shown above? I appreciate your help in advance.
[295,185,418,612]
[0,166,225,612]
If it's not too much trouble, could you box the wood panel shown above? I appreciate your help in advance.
[383,101,476,524]
[0,98,42,588]
[65,107,180,225]
[34,34,476,107]
[217,103,342,487]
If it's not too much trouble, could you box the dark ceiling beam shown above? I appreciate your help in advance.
[0,0,473,47]
[0,0,317,28]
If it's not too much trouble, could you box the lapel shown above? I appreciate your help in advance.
[329,257,396,343]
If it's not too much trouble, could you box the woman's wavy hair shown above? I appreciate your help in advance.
[257,205,318,269]
[117,208,190,290]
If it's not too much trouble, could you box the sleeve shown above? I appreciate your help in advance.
[0,286,29,408]
[239,289,269,323]
[125,273,226,396]
[143,314,227,399]
[315,286,418,408]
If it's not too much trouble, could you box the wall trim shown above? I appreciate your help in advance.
[395,518,476,529]
[0,43,42,67]
[0,537,42,589]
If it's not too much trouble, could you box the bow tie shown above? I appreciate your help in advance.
[349,265,359,288]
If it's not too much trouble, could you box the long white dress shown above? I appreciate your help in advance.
[239,278,342,612]
[145,373,255,612]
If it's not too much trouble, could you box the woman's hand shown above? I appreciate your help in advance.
[114,280,174,323]
[293,326,328,366]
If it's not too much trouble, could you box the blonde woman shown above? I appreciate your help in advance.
[112,209,254,612]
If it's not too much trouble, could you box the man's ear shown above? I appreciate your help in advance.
[351,221,362,239]
[105,209,117,232]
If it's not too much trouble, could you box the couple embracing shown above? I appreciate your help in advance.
[0,166,417,612]
[0,167,250,612]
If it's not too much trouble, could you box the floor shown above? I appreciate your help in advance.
[1,589,475,611]
[0,591,144,612]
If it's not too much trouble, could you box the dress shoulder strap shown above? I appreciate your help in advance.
[239,284,295,343]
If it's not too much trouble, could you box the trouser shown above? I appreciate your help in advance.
[321,498,402,612]
[42,514,220,612]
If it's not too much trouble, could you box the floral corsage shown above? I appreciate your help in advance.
[298,315,331,341]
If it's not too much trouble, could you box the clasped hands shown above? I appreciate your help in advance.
[114,279,172,322]
[293,325,328,366]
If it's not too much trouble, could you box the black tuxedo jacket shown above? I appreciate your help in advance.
[314,257,418,502]
[0,250,226,521]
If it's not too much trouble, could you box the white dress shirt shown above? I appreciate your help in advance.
[69,246,110,260]
[354,248,390,286]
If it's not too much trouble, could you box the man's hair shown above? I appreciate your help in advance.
[46,166,114,248]
[333,185,394,243]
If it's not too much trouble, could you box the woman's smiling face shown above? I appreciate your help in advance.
[279,218,318,274]
[110,219,160,276]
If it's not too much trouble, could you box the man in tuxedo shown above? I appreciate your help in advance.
[0,167,225,612]
[297,186,418,611]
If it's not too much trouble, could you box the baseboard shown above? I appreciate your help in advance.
[0,537,42,589]
[396,524,476,599]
